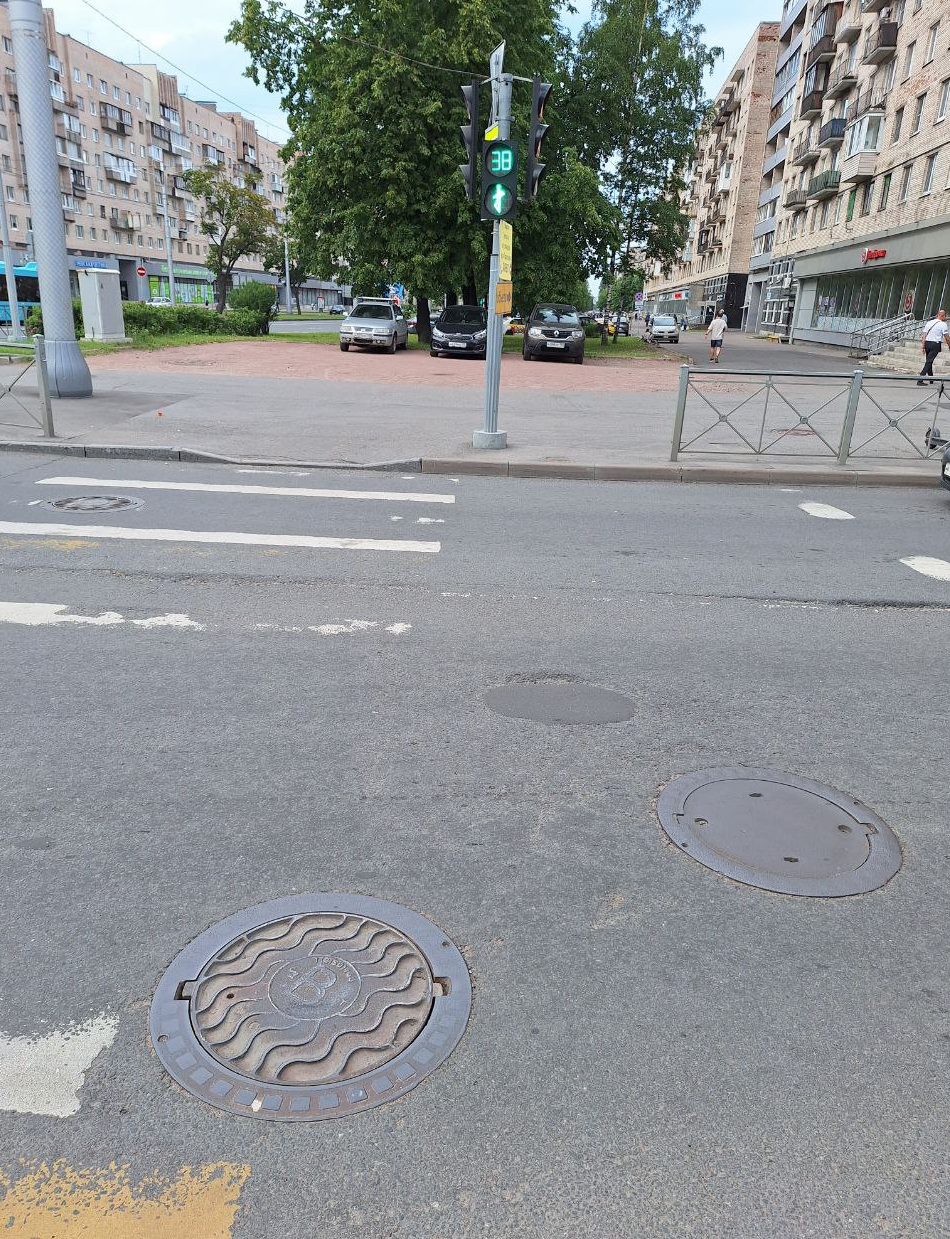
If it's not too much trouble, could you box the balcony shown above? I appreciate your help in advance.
[151,122,172,147]
[807,168,842,197]
[61,194,81,215]
[819,117,847,147]
[861,22,897,63]
[835,4,862,41]
[110,211,136,231]
[270,174,284,192]
[860,0,887,11]
[104,161,137,184]
[842,149,878,181]
[799,89,825,118]
[70,171,87,197]
[792,137,821,165]
[720,87,738,115]
[784,187,809,209]
[807,34,838,69]
[853,85,887,118]
[241,143,259,167]
[170,132,191,156]
[202,145,224,165]
[826,58,859,96]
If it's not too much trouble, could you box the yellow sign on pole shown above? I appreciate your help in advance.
[484,124,499,141]
[499,220,513,282]
[495,281,513,315]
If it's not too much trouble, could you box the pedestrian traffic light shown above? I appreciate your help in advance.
[525,77,552,202]
[459,79,481,203]
[481,139,518,221]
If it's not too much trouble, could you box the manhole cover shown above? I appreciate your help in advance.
[150,894,471,1121]
[482,680,635,724]
[657,767,901,896]
[44,494,143,512]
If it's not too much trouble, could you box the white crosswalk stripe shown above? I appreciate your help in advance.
[36,476,456,505]
[0,521,441,553]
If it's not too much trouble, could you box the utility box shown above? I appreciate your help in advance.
[78,269,130,342]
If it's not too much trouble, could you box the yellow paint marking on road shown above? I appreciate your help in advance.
[0,1160,250,1238]
[1,538,98,551]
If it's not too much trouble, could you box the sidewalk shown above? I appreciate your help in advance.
[0,340,940,486]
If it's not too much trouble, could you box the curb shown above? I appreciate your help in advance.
[0,439,938,487]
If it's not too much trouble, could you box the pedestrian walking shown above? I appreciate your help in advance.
[917,309,948,384]
[704,309,728,364]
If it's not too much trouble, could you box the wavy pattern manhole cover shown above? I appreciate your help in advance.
[657,767,901,896]
[482,680,635,724]
[150,894,471,1120]
[45,495,143,512]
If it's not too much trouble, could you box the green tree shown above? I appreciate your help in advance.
[182,165,275,311]
[262,230,315,315]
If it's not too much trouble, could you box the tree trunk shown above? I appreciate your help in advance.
[215,272,229,313]
[445,288,458,306]
[462,279,477,306]
[293,284,302,315]
[416,296,432,344]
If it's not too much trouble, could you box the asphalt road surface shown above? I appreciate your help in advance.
[1,453,949,1238]
[271,317,343,334]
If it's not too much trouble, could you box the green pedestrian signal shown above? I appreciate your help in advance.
[480,139,518,222]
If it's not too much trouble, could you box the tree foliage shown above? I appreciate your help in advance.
[262,230,315,314]
[182,165,275,311]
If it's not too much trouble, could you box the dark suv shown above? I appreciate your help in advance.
[430,305,488,358]
[522,303,585,364]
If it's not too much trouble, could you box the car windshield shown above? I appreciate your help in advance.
[441,307,484,326]
[654,317,676,326]
[351,304,394,320]
[534,306,580,326]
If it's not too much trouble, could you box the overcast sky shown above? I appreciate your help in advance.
[50,0,759,144]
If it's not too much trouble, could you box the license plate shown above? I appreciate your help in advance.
[449,341,467,349]
[547,341,566,349]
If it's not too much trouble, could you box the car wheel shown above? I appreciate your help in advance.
[523,348,531,360]
[388,334,397,354]
[339,343,349,352]
[430,349,441,358]
[574,355,584,365]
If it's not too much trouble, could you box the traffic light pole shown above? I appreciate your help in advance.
[473,73,512,451]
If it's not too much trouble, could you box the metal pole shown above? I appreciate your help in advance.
[9,0,91,395]
[473,69,511,450]
[837,368,864,464]
[283,235,293,314]
[161,201,177,304]
[0,168,25,341]
[670,364,690,461]
[33,334,55,436]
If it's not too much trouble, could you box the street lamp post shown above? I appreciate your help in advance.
[9,0,91,395]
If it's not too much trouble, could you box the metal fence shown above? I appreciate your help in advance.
[0,335,54,438]
[670,365,947,465]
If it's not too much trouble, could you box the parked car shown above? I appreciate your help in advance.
[647,315,680,344]
[147,296,172,307]
[329,304,348,315]
[925,425,950,491]
[522,303,586,364]
[505,313,525,336]
[430,304,488,358]
[339,299,409,353]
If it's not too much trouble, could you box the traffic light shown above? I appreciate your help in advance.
[525,77,552,202]
[480,139,518,222]
[459,78,480,202]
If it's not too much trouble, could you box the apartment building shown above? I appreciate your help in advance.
[0,3,347,311]
[773,0,950,347]
[645,23,780,326]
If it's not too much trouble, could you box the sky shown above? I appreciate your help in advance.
[48,0,759,144]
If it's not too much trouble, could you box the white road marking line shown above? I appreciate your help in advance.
[390,515,404,522]
[900,555,950,582]
[0,522,440,554]
[37,476,456,505]
[131,613,206,630]
[416,517,445,524]
[253,620,412,635]
[0,602,206,630]
[0,1015,118,1117]
[385,622,412,634]
[779,488,802,493]
[798,501,854,521]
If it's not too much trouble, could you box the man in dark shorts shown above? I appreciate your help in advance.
[705,308,728,364]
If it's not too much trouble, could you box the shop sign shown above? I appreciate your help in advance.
[861,247,887,263]
[74,258,113,270]
[670,290,689,300]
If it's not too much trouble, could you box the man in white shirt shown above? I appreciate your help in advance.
[704,309,728,364]
[918,309,949,385]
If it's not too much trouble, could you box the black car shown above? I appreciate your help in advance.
[522,303,585,364]
[430,305,488,358]
[926,425,950,490]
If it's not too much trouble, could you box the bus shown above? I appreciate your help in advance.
[0,262,40,328]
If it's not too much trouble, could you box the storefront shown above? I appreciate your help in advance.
[790,218,950,348]
[146,261,215,305]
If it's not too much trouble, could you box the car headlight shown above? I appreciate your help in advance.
[571,329,584,339]
[528,327,543,339]
[373,327,391,335]
[473,330,487,341]
[432,328,446,340]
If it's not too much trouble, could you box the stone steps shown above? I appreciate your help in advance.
[872,340,950,375]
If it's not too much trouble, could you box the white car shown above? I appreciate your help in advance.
[147,296,172,306]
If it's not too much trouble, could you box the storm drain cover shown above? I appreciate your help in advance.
[657,767,901,896]
[44,494,143,512]
[482,679,635,724]
[150,894,471,1121]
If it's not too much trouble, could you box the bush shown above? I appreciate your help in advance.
[30,297,268,341]
[27,298,83,336]
[584,322,603,339]
[228,281,276,334]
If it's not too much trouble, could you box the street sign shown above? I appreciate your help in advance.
[489,41,505,125]
[136,265,147,277]
[484,124,499,141]
[495,281,512,315]
[499,221,513,281]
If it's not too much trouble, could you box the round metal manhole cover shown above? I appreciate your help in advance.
[150,894,471,1121]
[482,679,635,724]
[657,767,902,896]
[44,494,143,512]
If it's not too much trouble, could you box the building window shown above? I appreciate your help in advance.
[112,85,119,100]
[0,125,6,142]
[845,187,857,222]
[5,186,12,201]
[860,180,874,215]
[911,94,927,135]
[1,37,12,53]
[124,91,131,105]
[148,236,153,248]
[937,79,950,122]
[846,113,884,156]
[76,224,84,238]
[921,152,938,194]
[73,67,81,83]
[925,23,939,63]
[891,108,904,144]
[8,215,16,229]
[100,79,107,94]
[878,171,892,210]
[90,226,96,239]
[898,163,913,201]
[819,200,830,228]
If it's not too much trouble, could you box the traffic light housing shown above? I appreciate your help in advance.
[525,77,552,202]
[480,139,518,221]
[459,79,480,202]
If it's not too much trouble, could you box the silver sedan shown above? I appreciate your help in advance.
[339,300,409,354]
